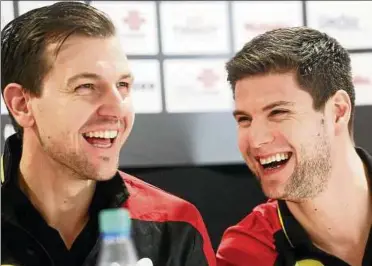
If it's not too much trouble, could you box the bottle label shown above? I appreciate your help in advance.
[101,233,129,244]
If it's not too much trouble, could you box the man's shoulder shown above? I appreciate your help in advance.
[243,199,281,229]
[216,200,281,266]
[118,171,201,225]
[224,199,281,242]
[118,171,216,266]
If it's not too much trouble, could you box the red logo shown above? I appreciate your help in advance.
[123,11,145,31]
[353,75,371,85]
[197,69,219,88]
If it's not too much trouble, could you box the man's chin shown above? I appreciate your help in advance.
[80,164,119,181]
[260,181,287,200]
[94,174,116,182]
[94,168,119,181]
[92,157,120,180]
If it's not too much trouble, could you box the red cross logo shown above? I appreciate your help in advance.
[123,11,145,31]
[197,69,219,88]
[353,75,371,85]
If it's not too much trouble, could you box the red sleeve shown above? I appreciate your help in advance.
[175,200,216,266]
[217,202,281,266]
[122,172,216,266]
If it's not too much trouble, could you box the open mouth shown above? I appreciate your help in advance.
[82,130,118,149]
[257,152,292,171]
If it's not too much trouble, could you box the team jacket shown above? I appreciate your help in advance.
[216,148,372,266]
[1,134,216,266]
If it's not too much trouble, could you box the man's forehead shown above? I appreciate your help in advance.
[236,73,296,89]
[47,35,127,63]
[46,36,130,77]
[95,60,130,72]
[234,85,292,107]
[235,74,304,101]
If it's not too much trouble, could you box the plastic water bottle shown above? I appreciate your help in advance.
[97,208,138,266]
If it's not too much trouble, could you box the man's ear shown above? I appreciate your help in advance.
[331,90,352,136]
[3,83,35,128]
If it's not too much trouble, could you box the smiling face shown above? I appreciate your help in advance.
[234,72,332,201]
[28,35,134,181]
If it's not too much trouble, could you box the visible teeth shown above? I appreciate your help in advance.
[92,143,111,148]
[109,131,117,138]
[83,130,118,139]
[259,153,290,165]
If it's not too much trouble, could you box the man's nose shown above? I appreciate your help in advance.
[246,120,275,149]
[97,85,130,119]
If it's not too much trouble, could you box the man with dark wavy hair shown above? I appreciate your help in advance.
[1,2,215,266]
[217,27,371,266]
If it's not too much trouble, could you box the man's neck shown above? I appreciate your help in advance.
[287,145,372,266]
[19,138,96,249]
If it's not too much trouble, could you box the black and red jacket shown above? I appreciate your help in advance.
[1,134,216,266]
[217,148,372,266]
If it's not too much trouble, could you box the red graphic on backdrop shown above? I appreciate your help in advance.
[353,75,371,85]
[123,11,146,31]
[197,69,219,88]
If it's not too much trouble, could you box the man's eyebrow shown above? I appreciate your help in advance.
[232,110,252,120]
[67,73,100,87]
[66,72,133,87]
[118,73,134,82]
[232,101,295,118]
[262,101,295,112]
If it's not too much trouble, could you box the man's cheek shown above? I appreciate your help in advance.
[238,137,249,154]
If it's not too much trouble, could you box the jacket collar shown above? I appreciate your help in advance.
[1,134,129,221]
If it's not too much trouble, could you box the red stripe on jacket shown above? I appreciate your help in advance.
[120,171,216,266]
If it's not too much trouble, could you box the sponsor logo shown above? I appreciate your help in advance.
[123,10,146,31]
[132,83,155,91]
[318,14,360,30]
[197,69,219,90]
[173,16,218,35]
[353,75,371,85]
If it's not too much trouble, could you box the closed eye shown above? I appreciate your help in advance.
[237,117,249,122]
[236,116,252,126]
[74,83,96,95]
[117,81,130,88]
[270,109,289,116]
[75,83,94,90]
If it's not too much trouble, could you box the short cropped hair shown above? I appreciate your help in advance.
[1,1,116,138]
[227,27,355,138]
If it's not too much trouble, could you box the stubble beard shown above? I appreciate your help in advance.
[39,134,118,181]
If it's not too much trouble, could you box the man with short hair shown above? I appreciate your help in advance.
[1,2,215,266]
[216,27,372,266]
